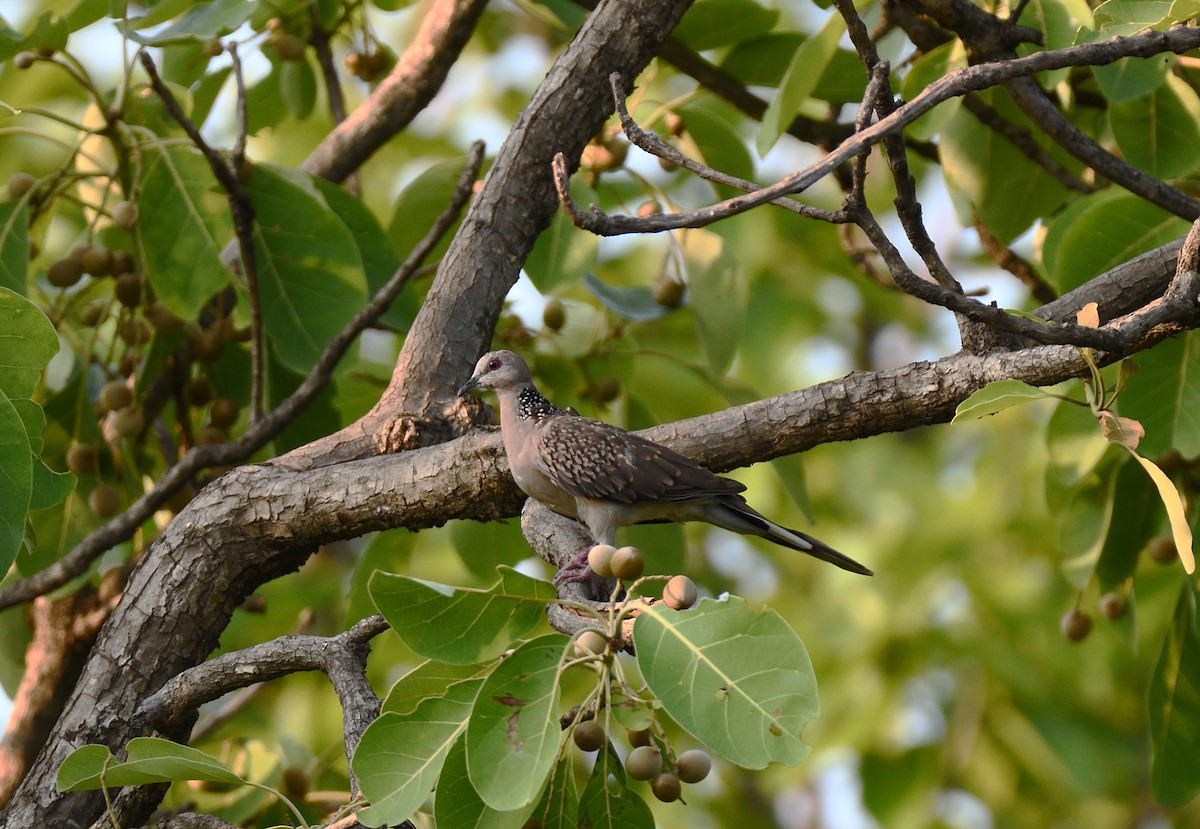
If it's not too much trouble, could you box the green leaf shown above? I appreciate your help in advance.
[577,744,653,828]
[311,178,407,328]
[387,156,473,261]
[354,678,483,827]
[525,182,598,293]
[435,735,535,829]
[633,595,818,768]
[0,200,29,294]
[126,0,255,45]
[941,88,1075,243]
[757,13,845,155]
[29,458,75,511]
[0,389,32,575]
[721,32,805,86]
[1042,189,1190,294]
[382,660,492,716]
[466,633,568,810]
[673,0,778,51]
[952,379,1057,421]
[1150,581,1200,805]
[1115,332,1200,458]
[677,100,756,187]
[900,41,967,140]
[1045,398,1110,509]
[56,737,243,792]
[137,145,232,319]
[1093,0,1175,32]
[686,231,745,375]
[530,753,578,829]
[1109,76,1200,178]
[0,287,58,398]
[280,56,317,120]
[449,519,528,581]
[370,566,556,664]
[581,273,668,322]
[1095,456,1161,589]
[244,164,367,374]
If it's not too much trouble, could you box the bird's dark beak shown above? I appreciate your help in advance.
[456,375,481,396]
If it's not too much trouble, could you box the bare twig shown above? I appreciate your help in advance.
[974,213,1057,304]
[137,616,389,795]
[0,144,485,612]
[140,53,265,423]
[555,26,1200,238]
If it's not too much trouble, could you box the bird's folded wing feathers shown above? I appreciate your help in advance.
[531,415,745,504]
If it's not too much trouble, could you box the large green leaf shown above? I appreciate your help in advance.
[387,156,473,261]
[941,88,1075,243]
[434,734,536,829]
[369,566,556,664]
[126,0,255,45]
[633,595,818,768]
[686,230,745,375]
[0,389,32,574]
[381,660,492,716]
[57,737,242,791]
[1042,189,1190,293]
[354,677,483,827]
[137,145,232,319]
[465,633,568,811]
[952,379,1057,421]
[530,753,579,829]
[757,13,844,155]
[677,100,756,188]
[1095,456,1161,589]
[673,0,778,51]
[577,744,653,829]
[1109,76,1200,179]
[0,287,58,398]
[1116,332,1200,458]
[1150,582,1200,806]
[0,200,29,294]
[449,519,528,581]
[244,164,367,374]
[525,182,599,293]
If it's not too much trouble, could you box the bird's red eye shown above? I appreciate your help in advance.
[487,358,502,371]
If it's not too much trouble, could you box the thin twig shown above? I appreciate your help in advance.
[973,213,1057,304]
[139,53,265,422]
[0,144,485,612]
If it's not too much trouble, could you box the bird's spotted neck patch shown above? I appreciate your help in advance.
[518,386,561,421]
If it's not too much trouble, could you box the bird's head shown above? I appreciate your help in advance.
[457,349,533,396]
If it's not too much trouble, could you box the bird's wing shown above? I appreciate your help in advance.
[531,414,744,505]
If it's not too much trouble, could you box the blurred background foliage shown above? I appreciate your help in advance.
[2,0,1199,825]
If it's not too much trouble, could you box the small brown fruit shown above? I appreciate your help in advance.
[192,330,223,362]
[663,575,698,610]
[88,485,120,517]
[574,630,607,659]
[114,273,145,308]
[196,425,227,445]
[572,720,606,752]
[117,317,152,346]
[1147,536,1178,565]
[650,773,682,802]
[112,201,138,230]
[627,729,652,748]
[344,51,363,77]
[625,746,662,781]
[653,276,686,308]
[542,298,566,331]
[1100,592,1127,620]
[14,52,37,70]
[674,749,712,783]
[209,397,239,429]
[665,112,684,137]
[1060,608,1093,642]
[591,378,621,404]
[186,377,214,407]
[146,300,182,331]
[47,257,84,288]
[610,546,644,581]
[99,380,133,412]
[7,172,36,198]
[588,544,616,577]
[108,249,135,276]
[80,301,107,327]
[269,31,306,60]
[81,245,112,276]
[636,200,661,217]
[111,406,145,438]
[66,443,99,475]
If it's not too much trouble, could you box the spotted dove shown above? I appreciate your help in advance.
[458,349,872,577]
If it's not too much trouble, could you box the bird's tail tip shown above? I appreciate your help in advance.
[772,524,874,576]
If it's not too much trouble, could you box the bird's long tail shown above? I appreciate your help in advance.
[709,496,873,576]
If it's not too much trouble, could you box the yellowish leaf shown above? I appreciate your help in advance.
[1129,450,1196,573]
[1076,302,1100,327]
[1099,411,1145,449]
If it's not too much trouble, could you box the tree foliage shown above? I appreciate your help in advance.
[1,0,1200,826]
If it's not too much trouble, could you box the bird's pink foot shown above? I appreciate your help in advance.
[553,548,595,586]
